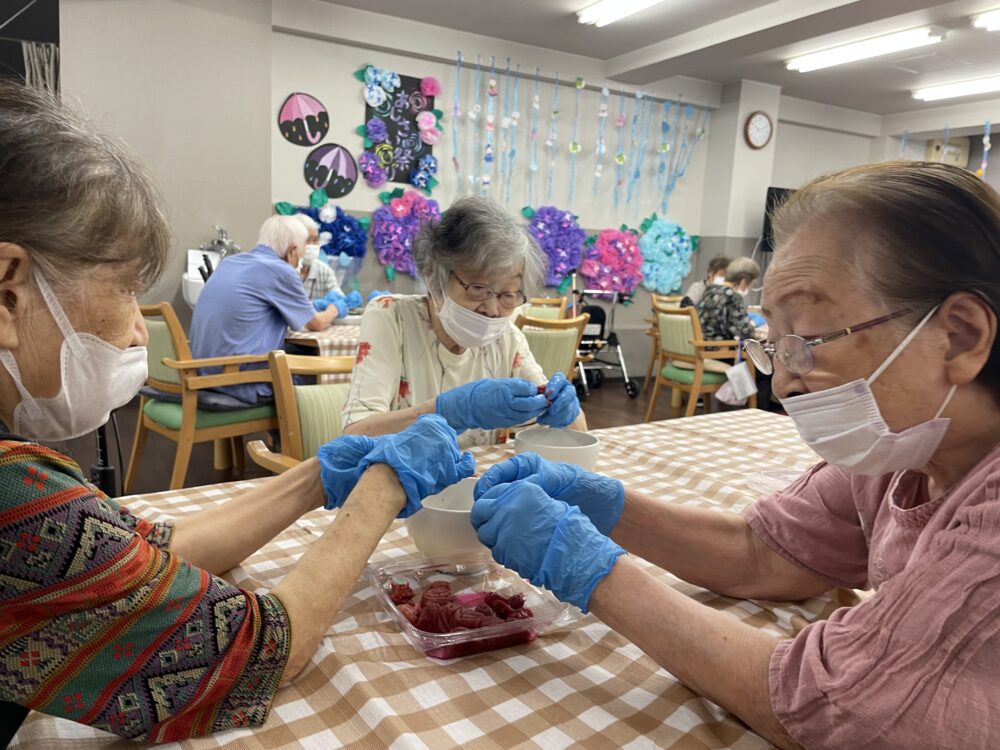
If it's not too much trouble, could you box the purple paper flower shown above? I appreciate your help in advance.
[372,190,441,277]
[366,117,389,144]
[579,228,643,295]
[527,206,587,286]
[358,151,388,188]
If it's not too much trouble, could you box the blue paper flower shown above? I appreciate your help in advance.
[418,154,438,175]
[639,219,693,294]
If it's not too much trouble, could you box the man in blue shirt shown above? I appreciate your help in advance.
[189,216,339,403]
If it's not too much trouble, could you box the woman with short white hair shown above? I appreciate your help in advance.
[343,196,585,448]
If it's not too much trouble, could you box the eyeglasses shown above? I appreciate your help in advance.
[451,273,527,310]
[742,309,912,375]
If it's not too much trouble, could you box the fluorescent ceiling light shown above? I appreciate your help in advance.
[577,0,666,27]
[786,27,944,72]
[973,9,1000,31]
[913,75,1000,101]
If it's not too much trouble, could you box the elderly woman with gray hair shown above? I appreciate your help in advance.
[343,196,585,447]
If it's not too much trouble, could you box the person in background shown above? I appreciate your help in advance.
[342,196,586,449]
[696,256,761,341]
[293,213,342,301]
[469,161,1000,749]
[189,215,339,404]
[0,80,474,742]
[684,254,731,305]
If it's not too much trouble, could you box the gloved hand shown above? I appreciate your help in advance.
[471,482,626,612]
[318,414,474,517]
[313,291,348,317]
[367,289,391,303]
[344,290,363,310]
[474,452,624,535]
[435,378,548,433]
[537,372,580,428]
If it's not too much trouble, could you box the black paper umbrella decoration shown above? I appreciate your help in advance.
[278,92,330,146]
[304,143,358,198]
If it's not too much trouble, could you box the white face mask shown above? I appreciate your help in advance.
[781,306,956,476]
[0,273,148,441]
[436,294,510,349]
[302,244,320,267]
[712,275,725,285]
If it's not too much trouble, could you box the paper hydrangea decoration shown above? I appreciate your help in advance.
[580,227,643,295]
[639,214,694,294]
[371,188,440,279]
[524,206,587,289]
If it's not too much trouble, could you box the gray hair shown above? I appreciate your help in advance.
[413,196,546,299]
[292,213,319,240]
[258,216,307,259]
[0,80,170,293]
[725,257,760,285]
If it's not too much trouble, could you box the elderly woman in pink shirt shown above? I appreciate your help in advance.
[470,161,1000,749]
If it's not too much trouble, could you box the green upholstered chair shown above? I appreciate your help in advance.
[644,306,756,421]
[248,351,355,474]
[522,296,568,320]
[643,295,684,394]
[515,312,589,380]
[125,303,278,491]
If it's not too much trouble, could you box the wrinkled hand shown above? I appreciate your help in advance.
[319,414,475,517]
[436,377,548,433]
[471,482,625,612]
[538,373,580,428]
[474,452,624,535]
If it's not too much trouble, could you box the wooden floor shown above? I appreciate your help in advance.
[50,378,703,497]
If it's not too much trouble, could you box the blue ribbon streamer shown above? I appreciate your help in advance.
[505,66,521,207]
[593,86,610,198]
[656,100,673,204]
[546,73,560,204]
[567,80,582,207]
[623,91,642,206]
[469,55,482,191]
[482,56,497,195]
[981,120,992,179]
[528,68,541,208]
[452,51,462,188]
[613,90,627,210]
[498,58,512,195]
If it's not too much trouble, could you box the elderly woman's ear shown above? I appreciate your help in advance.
[0,243,31,349]
[939,292,998,387]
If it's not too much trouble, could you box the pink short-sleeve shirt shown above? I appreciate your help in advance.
[743,449,1000,749]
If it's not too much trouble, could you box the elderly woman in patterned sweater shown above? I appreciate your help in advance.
[0,81,472,742]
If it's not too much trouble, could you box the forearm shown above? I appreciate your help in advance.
[168,458,325,574]
[610,489,827,600]
[589,558,802,750]
[306,307,336,330]
[343,399,437,437]
[273,464,405,679]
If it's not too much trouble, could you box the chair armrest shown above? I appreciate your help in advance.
[162,354,270,370]
[247,440,300,474]
[688,339,740,348]
[284,355,355,376]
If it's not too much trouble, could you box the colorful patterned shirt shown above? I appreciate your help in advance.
[343,295,546,448]
[0,441,290,742]
[695,284,756,341]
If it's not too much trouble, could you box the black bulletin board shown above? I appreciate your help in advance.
[364,74,435,184]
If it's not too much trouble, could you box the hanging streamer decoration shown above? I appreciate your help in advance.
[580,227,644,296]
[504,66,522,207]
[656,100,674,210]
[566,77,585,207]
[977,121,991,179]
[452,51,462,184]
[623,91,643,206]
[593,86,610,198]
[639,214,695,294]
[468,55,482,192]
[545,73,560,204]
[612,90,628,209]
[899,129,909,159]
[627,93,655,209]
[662,105,707,215]
[940,125,951,163]
[528,68,542,208]
[371,188,441,280]
[482,56,498,193]
[523,205,587,291]
[498,59,513,201]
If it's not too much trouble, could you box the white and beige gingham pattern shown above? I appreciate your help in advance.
[13,410,856,749]
[285,325,361,383]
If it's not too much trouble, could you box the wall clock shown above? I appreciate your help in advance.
[744,111,773,149]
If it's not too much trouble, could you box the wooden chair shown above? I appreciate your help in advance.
[522,296,568,320]
[643,295,684,394]
[515,312,590,379]
[248,351,355,474]
[125,303,278,491]
[644,306,756,421]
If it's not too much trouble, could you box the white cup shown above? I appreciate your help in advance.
[405,477,487,559]
[514,427,601,471]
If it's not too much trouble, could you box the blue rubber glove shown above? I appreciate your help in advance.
[474,452,624,535]
[367,289,391,304]
[318,415,473,517]
[435,378,548,433]
[537,372,580,428]
[356,413,475,517]
[471,482,626,612]
[317,433,378,509]
[344,290,363,310]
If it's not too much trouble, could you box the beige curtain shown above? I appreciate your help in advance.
[21,40,59,94]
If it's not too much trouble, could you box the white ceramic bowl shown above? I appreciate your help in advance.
[405,477,487,559]
[514,427,601,471]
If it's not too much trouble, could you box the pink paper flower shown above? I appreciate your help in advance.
[420,128,440,146]
[416,111,437,131]
[420,77,442,97]
[390,198,409,217]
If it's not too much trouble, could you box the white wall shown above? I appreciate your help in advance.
[771,122,873,187]
[61,0,273,322]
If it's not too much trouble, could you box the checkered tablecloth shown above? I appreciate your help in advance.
[13,410,855,750]
[284,325,360,384]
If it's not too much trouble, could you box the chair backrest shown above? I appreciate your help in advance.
[657,307,701,361]
[525,296,567,319]
[515,313,589,378]
[651,294,683,308]
[270,350,354,460]
[140,303,192,390]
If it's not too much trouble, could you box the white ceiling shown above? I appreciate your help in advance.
[319,0,1000,115]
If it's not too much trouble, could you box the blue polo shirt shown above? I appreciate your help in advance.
[189,244,316,403]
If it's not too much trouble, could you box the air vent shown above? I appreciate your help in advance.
[890,52,971,75]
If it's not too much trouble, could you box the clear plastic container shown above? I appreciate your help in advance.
[746,468,805,496]
[366,552,577,659]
